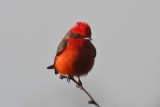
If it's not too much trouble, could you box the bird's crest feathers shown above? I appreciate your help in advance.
[71,22,91,38]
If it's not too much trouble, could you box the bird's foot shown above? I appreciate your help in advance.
[59,75,74,83]
[59,75,67,79]
[67,75,74,83]
[59,75,82,89]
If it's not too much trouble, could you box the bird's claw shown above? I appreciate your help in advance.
[59,75,74,83]
[59,75,83,89]
[76,79,82,88]
[67,77,71,83]
[67,75,74,83]
[59,75,65,79]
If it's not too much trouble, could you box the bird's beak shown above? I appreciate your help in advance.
[84,37,92,40]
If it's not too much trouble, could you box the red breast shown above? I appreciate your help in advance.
[55,38,95,76]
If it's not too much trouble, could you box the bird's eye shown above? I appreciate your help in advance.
[71,34,81,38]
[76,34,80,38]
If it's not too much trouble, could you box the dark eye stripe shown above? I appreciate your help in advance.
[71,33,83,38]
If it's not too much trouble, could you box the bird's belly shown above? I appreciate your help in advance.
[55,49,94,76]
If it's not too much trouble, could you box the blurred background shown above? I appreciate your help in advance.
[0,0,160,107]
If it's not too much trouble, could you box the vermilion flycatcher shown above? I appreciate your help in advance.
[47,22,96,85]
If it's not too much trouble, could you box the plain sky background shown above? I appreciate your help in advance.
[0,0,160,107]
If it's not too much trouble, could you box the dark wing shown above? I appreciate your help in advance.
[47,33,69,71]
[47,39,68,74]
[56,39,68,56]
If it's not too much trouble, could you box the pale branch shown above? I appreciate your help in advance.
[59,75,100,107]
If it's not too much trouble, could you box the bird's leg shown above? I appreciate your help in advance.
[75,76,82,88]
[78,77,82,86]
[66,76,83,88]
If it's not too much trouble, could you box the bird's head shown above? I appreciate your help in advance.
[70,22,92,39]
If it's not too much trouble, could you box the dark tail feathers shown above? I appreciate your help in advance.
[47,65,54,69]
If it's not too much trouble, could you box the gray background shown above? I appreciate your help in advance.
[0,0,160,107]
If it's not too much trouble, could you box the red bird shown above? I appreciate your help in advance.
[47,22,96,85]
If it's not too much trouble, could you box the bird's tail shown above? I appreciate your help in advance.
[47,65,58,74]
[47,65,54,69]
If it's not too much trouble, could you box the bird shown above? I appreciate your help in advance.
[47,22,96,86]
